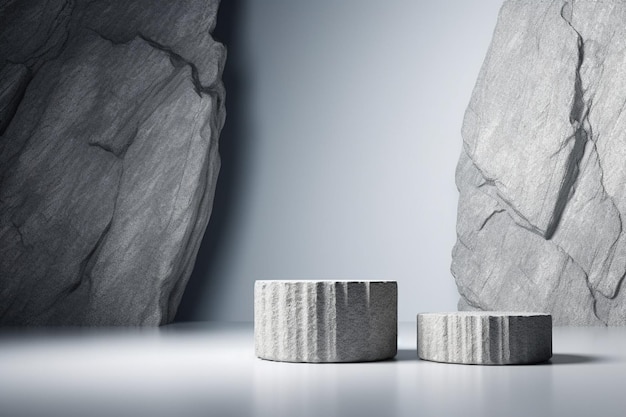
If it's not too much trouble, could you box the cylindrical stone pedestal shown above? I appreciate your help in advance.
[255,280,397,363]
[417,312,552,365]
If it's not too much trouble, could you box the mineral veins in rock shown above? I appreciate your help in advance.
[254,280,397,363]
[417,312,552,365]
[0,0,225,325]
[453,0,626,325]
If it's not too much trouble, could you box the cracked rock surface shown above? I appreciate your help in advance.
[453,0,626,325]
[0,0,225,325]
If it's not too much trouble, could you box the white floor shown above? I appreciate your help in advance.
[0,322,623,417]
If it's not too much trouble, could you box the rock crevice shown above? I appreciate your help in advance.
[547,1,590,240]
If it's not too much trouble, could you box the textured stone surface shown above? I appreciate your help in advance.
[254,280,397,363]
[418,312,552,365]
[453,0,626,325]
[0,0,225,325]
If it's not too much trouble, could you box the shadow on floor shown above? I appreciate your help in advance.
[394,349,418,362]
[547,353,613,365]
[391,351,613,365]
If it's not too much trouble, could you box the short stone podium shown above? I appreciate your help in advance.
[417,312,552,365]
[254,280,397,362]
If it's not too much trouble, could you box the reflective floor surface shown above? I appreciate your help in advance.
[0,322,623,417]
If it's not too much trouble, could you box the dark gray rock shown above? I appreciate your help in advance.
[417,312,552,365]
[453,0,626,325]
[0,0,225,325]
[255,281,397,363]
[0,63,30,134]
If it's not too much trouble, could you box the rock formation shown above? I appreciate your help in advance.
[0,0,225,325]
[453,0,626,325]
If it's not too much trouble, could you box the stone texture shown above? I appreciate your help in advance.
[417,312,552,365]
[0,0,225,325]
[453,0,626,325]
[254,280,397,363]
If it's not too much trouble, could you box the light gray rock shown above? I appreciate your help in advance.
[453,0,626,325]
[254,280,397,363]
[417,312,552,365]
[0,0,225,325]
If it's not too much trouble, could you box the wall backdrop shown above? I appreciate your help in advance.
[177,0,504,322]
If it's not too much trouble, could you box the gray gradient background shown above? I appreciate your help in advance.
[177,0,503,322]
